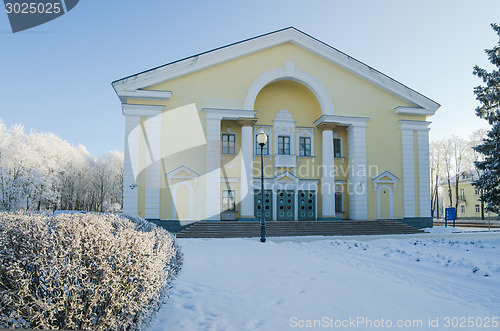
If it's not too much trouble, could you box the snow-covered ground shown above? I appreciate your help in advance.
[149,230,500,330]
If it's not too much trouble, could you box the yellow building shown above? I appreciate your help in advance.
[439,172,498,219]
[112,27,440,230]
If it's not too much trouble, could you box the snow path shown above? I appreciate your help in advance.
[149,234,500,331]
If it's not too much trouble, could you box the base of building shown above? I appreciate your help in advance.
[146,219,194,233]
[395,217,433,229]
[237,217,259,222]
[318,216,343,221]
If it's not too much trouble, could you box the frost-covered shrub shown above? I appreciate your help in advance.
[0,212,182,330]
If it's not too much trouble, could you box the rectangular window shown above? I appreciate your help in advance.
[222,133,236,154]
[459,188,465,201]
[299,137,311,157]
[474,188,480,195]
[278,136,290,155]
[333,138,342,158]
[475,204,480,213]
[335,192,343,213]
[222,190,236,211]
[255,134,269,155]
[460,205,466,214]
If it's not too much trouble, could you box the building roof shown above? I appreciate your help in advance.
[112,27,440,114]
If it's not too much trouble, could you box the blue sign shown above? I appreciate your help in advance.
[445,207,456,227]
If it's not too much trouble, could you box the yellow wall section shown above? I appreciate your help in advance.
[138,117,147,218]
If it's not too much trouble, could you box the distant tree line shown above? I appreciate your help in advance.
[430,130,487,219]
[0,120,123,212]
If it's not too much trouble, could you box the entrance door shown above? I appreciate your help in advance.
[277,190,295,221]
[254,190,272,220]
[298,190,316,220]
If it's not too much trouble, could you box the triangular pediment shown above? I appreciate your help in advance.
[166,165,199,179]
[274,171,299,183]
[112,27,439,114]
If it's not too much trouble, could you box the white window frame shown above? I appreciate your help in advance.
[254,126,272,159]
[475,204,480,213]
[474,188,480,195]
[335,191,343,213]
[221,132,237,155]
[278,135,291,155]
[222,189,237,212]
[460,204,466,215]
[333,137,343,158]
[296,127,315,160]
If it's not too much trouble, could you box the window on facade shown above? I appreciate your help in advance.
[459,188,465,200]
[299,137,311,157]
[255,134,269,155]
[222,190,236,211]
[460,205,465,214]
[474,188,480,195]
[333,138,342,158]
[222,133,236,154]
[335,192,343,213]
[475,204,480,213]
[278,136,291,155]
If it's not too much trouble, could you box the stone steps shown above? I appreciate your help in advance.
[176,220,424,238]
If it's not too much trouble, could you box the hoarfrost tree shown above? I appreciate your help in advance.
[472,23,500,217]
[0,121,123,212]
[430,141,444,218]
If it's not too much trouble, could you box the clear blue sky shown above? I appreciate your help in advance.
[1,0,499,157]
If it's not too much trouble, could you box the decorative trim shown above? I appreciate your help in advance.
[245,63,335,116]
[112,27,439,114]
[117,90,171,103]
[395,106,434,116]
[204,108,257,120]
[122,104,164,117]
[166,165,200,188]
[376,184,394,219]
[296,127,315,160]
[373,170,399,192]
[171,182,194,220]
[314,114,369,128]
[399,120,431,131]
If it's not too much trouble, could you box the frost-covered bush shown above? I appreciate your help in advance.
[0,212,182,330]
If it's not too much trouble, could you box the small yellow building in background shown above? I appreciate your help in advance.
[112,27,440,230]
[439,171,498,219]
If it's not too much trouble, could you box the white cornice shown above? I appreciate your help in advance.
[112,27,440,114]
[395,106,434,116]
[314,115,369,127]
[122,104,165,117]
[399,120,431,131]
[117,90,172,103]
[203,108,257,120]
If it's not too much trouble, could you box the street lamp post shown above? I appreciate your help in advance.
[257,130,268,243]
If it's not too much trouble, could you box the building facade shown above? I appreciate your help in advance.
[112,27,440,229]
[439,171,498,219]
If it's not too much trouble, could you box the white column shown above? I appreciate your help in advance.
[400,120,431,218]
[123,114,140,216]
[418,129,431,217]
[321,127,336,218]
[205,117,222,220]
[239,123,255,218]
[144,114,162,219]
[401,128,415,217]
[347,124,368,220]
